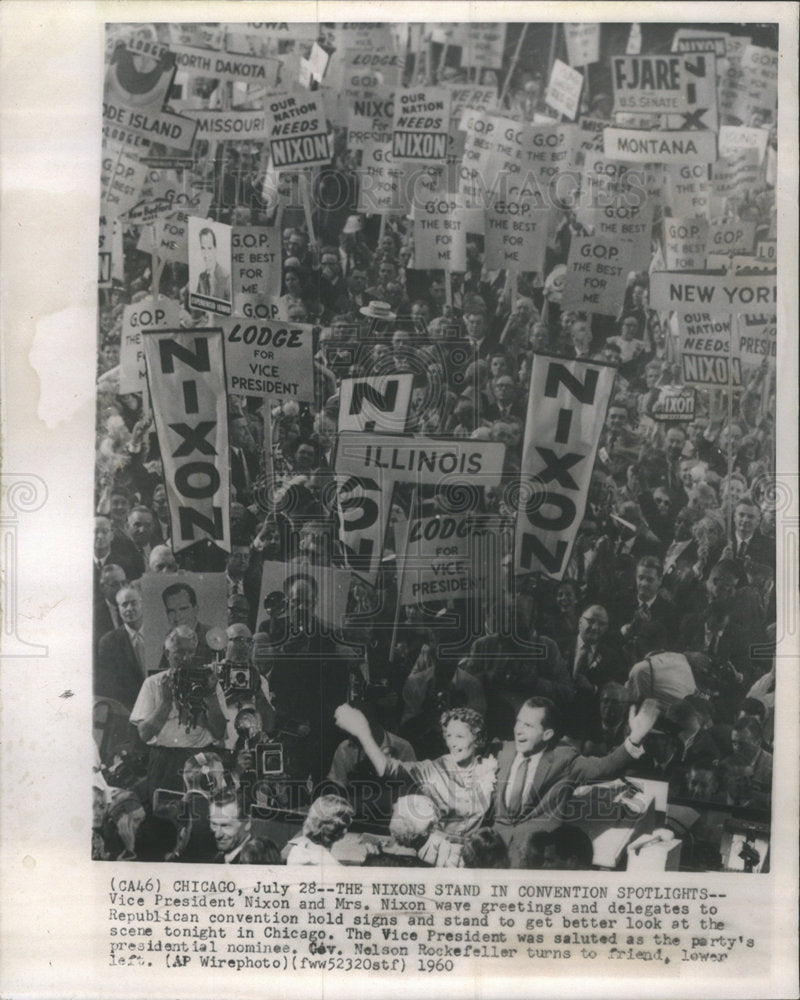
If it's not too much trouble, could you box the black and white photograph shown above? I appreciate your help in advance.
[0,4,797,999]
[188,216,233,314]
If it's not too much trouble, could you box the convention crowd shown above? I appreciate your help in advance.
[93,20,778,871]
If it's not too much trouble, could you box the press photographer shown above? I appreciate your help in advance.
[219,623,276,750]
[129,625,227,802]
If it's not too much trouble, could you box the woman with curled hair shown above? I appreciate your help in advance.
[284,794,355,866]
[334,703,496,838]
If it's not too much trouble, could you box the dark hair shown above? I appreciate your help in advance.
[199,226,217,247]
[462,829,510,868]
[283,573,318,600]
[162,582,197,607]
[520,696,561,740]
[739,697,767,721]
[239,838,281,864]
[637,555,664,576]
[525,824,594,869]
[210,788,241,814]
[134,816,178,861]
[710,559,738,581]
[732,716,762,742]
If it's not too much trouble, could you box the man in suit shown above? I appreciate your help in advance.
[196,226,231,300]
[484,375,527,423]
[491,696,660,865]
[94,515,142,595]
[93,563,127,655]
[730,498,774,571]
[126,504,160,571]
[463,304,499,361]
[562,604,629,740]
[229,414,259,506]
[617,555,678,639]
[95,586,147,710]
[209,790,255,863]
[463,592,574,741]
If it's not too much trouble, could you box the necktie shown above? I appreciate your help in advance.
[738,539,748,559]
[199,271,210,295]
[132,631,146,676]
[506,756,531,817]
[574,643,592,678]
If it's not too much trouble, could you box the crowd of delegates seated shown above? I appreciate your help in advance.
[93,24,778,870]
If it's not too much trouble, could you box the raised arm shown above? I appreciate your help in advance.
[333,704,389,778]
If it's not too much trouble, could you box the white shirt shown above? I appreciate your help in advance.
[130,671,227,748]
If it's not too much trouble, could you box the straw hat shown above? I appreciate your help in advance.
[359,300,396,320]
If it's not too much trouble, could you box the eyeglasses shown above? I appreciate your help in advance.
[581,616,607,626]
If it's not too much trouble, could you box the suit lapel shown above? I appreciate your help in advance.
[526,750,554,812]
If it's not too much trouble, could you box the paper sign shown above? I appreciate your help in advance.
[650,272,776,313]
[137,190,213,264]
[708,219,756,256]
[120,296,180,394]
[231,227,281,317]
[484,196,548,275]
[562,235,635,316]
[392,88,451,163]
[650,385,696,421]
[143,328,231,553]
[357,131,407,214]
[140,572,228,675]
[612,55,692,112]
[220,318,315,401]
[399,513,479,605]
[414,195,467,270]
[565,24,600,67]
[188,217,233,316]
[603,128,717,163]
[464,24,507,69]
[718,124,769,163]
[257,561,351,633]
[170,45,279,85]
[267,91,331,170]
[663,216,709,271]
[101,144,149,215]
[546,59,583,120]
[515,355,615,579]
[182,109,273,140]
[665,162,713,217]
[338,374,413,432]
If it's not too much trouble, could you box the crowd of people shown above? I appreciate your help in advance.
[93,21,778,871]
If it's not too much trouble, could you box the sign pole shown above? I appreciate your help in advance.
[726,312,735,543]
[499,23,528,106]
[388,487,415,663]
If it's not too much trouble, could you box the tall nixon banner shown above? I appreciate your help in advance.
[514,355,615,579]
[143,328,231,554]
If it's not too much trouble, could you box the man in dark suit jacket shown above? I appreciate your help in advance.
[463,593,574,741]
[731,499,775,575]
[484,375,527,423]
[94,516,142,597]
[93,563,127,656]
[616,555,678,638]
[491,696,660,865]
[95,587,147,711]
[209,789,273,864]
[196,226,230,300]
[562,605,630,739]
